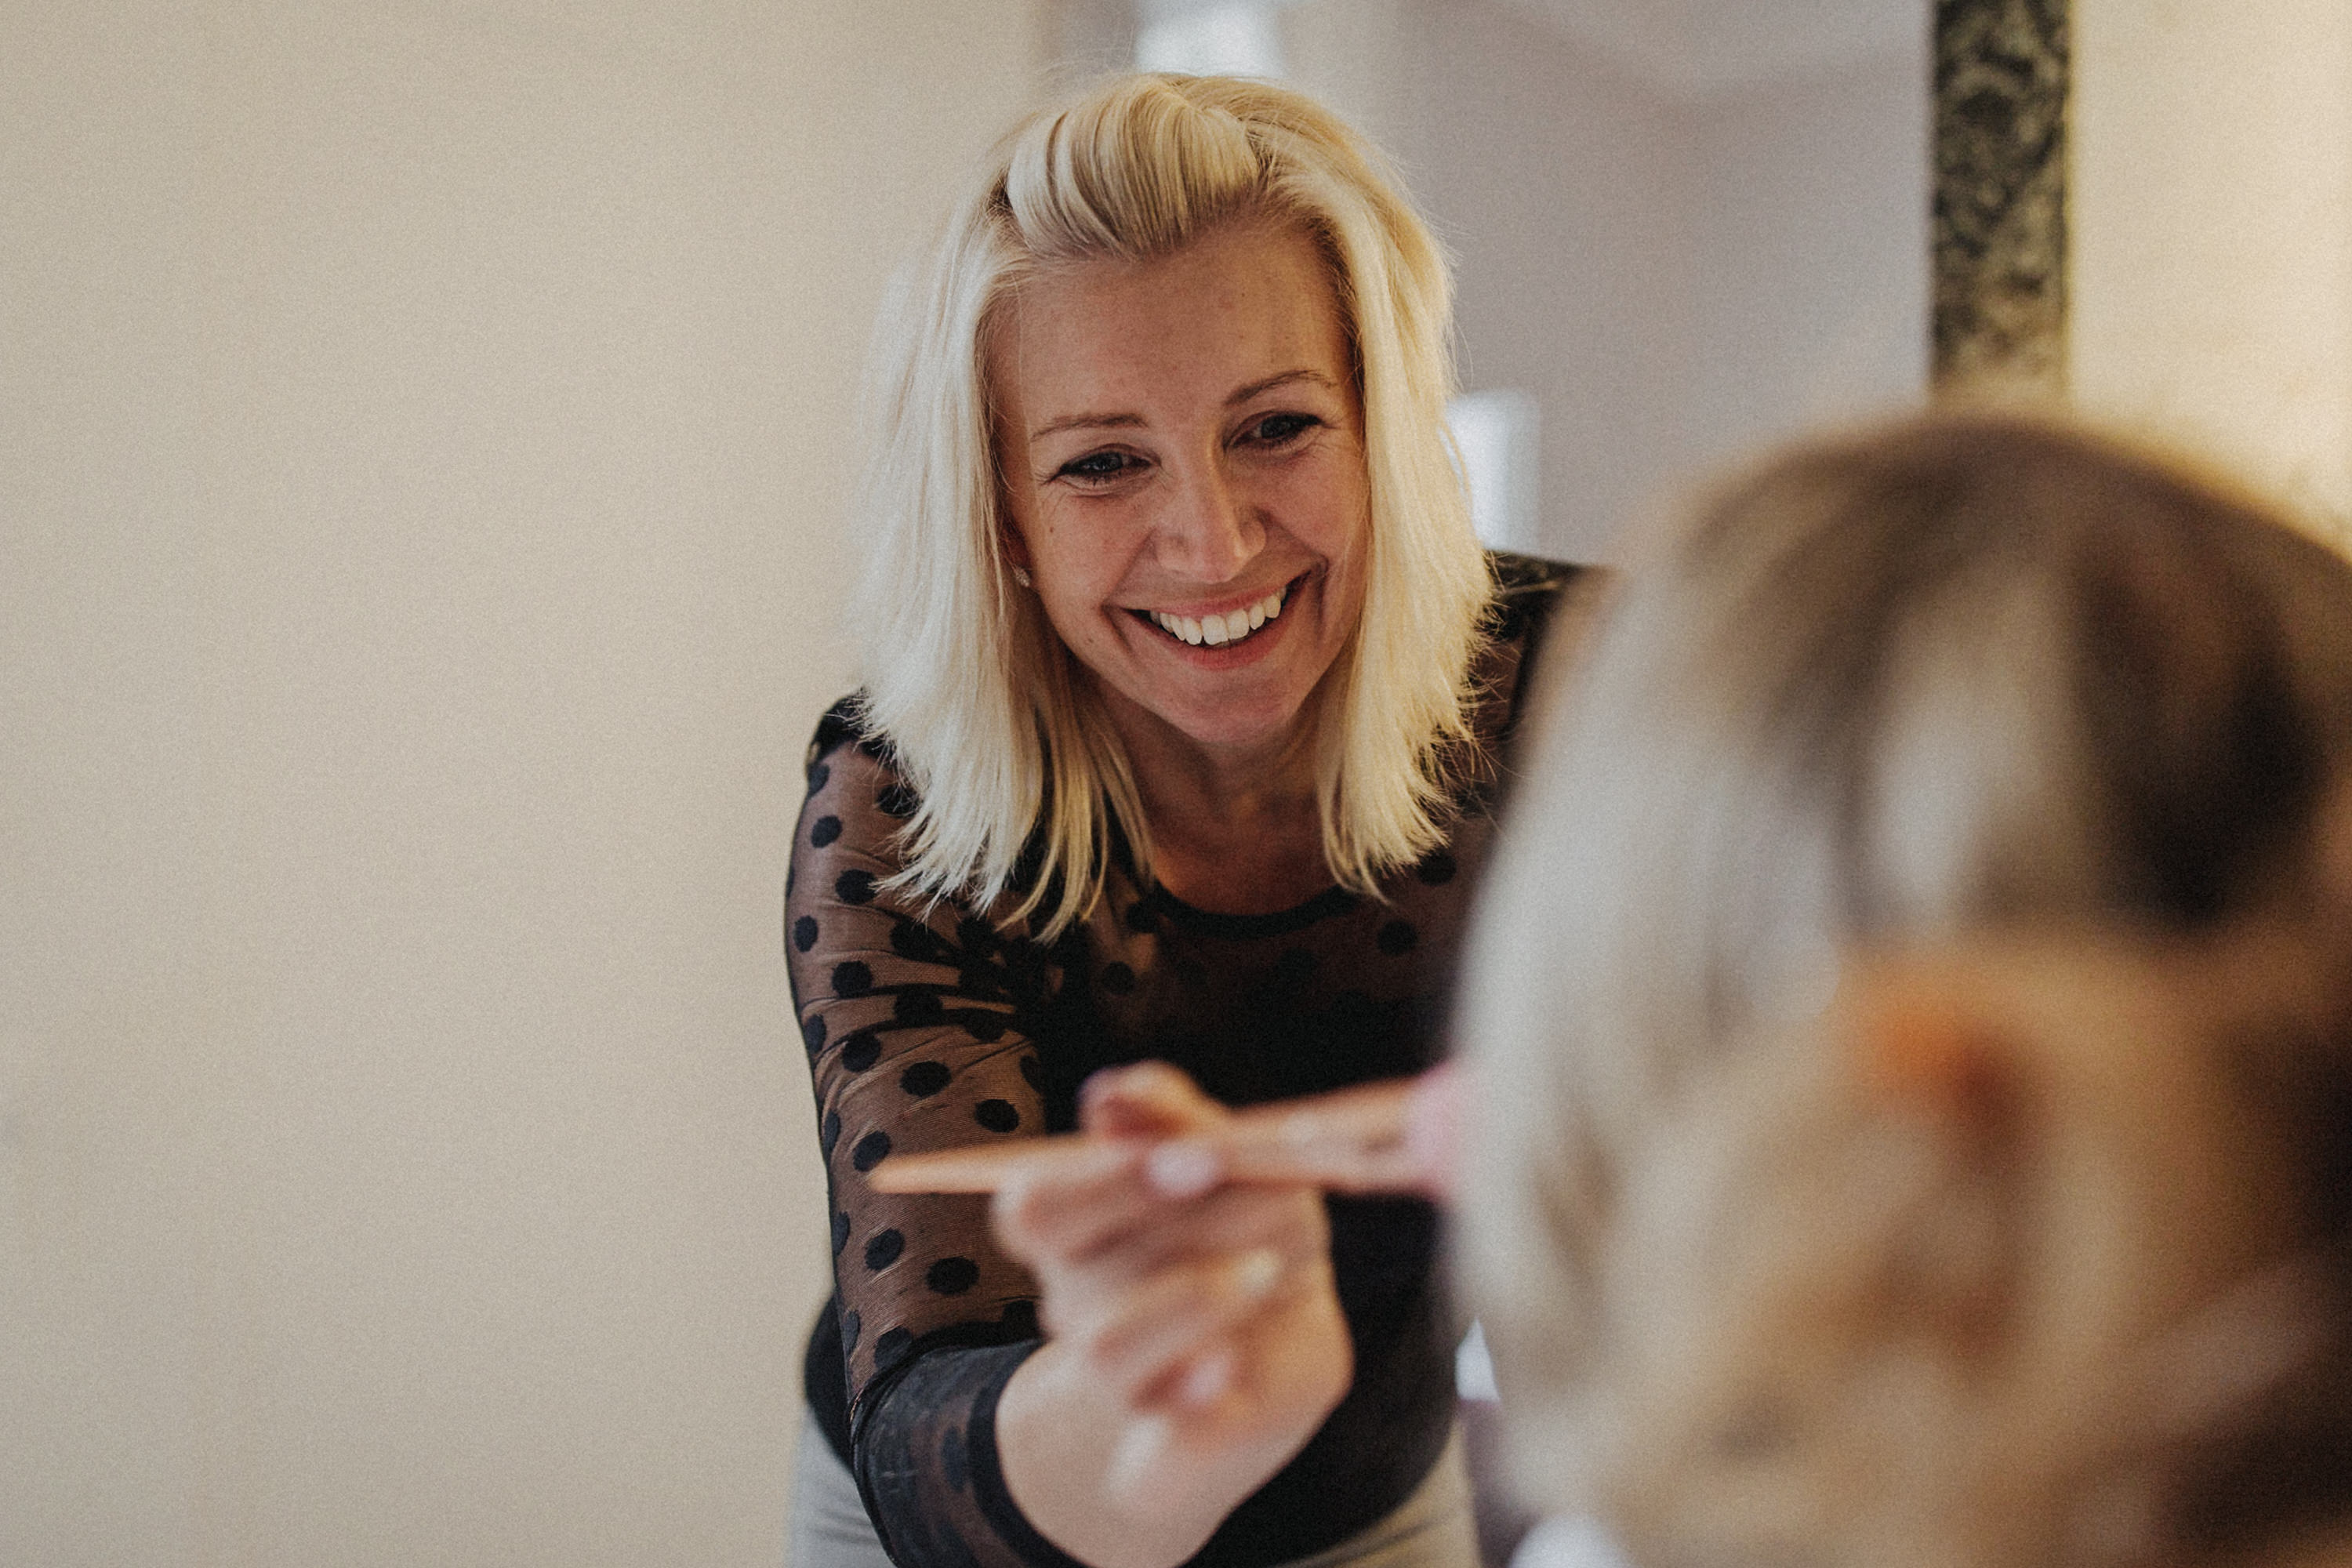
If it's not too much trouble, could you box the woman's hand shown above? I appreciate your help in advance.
[990,1062,1353,1568]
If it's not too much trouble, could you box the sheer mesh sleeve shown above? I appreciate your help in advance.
[788,712,1080,1568]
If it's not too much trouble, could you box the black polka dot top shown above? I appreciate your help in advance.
[789,556,1580,1568]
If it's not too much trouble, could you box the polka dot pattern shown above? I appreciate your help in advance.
[899,1061,951,1098]
[927,1256,981,1295]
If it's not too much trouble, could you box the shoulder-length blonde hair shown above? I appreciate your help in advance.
[850,73,1493,936]
[1459,410,2352,1563]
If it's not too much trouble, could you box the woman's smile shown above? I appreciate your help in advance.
[1130,574,1298,651]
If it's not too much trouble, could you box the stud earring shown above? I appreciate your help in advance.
[1012,566,1033,589]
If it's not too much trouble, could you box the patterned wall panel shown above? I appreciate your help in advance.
[1933,0,2069,392]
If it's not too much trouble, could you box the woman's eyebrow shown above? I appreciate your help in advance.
[1030,411,1145,441]
[1226,368,1334,405]
[1028,369,1334,441]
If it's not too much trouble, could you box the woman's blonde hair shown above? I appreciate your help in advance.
[850,73,1493,936]
[1460,412,2352,1566]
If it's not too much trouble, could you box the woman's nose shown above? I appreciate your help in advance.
[1156,461,1264,583]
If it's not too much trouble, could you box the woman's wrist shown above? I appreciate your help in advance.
[996,1339,1262,1568]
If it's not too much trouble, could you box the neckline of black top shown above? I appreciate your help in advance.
[1131,879,1363,941]
[1102,810,1363,939]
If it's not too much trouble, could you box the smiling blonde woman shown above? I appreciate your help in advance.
[785,72,1577,1568]
[853,71,1496,938]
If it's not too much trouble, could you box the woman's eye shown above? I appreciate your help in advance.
[1056,450,1136,483]
[1246,412,1319,445]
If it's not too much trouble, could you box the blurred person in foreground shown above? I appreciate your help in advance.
[786,72,1576,1568]
[1458,412,2352,1568]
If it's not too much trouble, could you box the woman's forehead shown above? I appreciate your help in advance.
[989,221,1351,426]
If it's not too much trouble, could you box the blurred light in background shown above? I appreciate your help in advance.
[1449,390,1543,556]
[1135,1,1288,76]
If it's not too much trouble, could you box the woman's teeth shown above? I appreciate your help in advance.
[1150,585,1287,648]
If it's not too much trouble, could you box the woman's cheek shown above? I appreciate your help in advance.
[1290,452,1370,542]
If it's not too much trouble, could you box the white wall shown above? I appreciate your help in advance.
[2073,0,2352,542]
[1281,0,1929,563]
[0,3,1040,1563]
[1683,47,1931,481]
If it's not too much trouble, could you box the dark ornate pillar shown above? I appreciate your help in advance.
[1933,0,2070,393]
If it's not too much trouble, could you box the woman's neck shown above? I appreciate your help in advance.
[1105,695,1332,916]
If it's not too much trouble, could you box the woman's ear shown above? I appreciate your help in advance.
[995,505,1035,587]
[1836,951,2032,1141]
[999,524,1032,572]
[1835,932,2293,1133]
[1832,935,2309,1352]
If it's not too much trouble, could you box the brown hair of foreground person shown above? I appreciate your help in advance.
[1457,411,2352,1568]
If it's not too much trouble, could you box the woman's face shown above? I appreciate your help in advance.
[989,219,1370,761]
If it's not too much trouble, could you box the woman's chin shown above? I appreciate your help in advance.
[1139,682,1321,758]
[1080,613,1327,755]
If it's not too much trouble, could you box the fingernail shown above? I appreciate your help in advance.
[1147,1142,1221,1197]
[1230,1247,1283,1300]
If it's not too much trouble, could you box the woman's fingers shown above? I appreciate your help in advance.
[1102,1265,1355,1508]
[995,1065,1278,1269]
[1081,1245,1290,1399]
[1018,1182,1320,1338]
[993,1142,1305,1276]
[991,1066,1225,1263]
[1080,1061,1228,1140]
[989,1138,1168,1263]
[1033,1174,1321,1287]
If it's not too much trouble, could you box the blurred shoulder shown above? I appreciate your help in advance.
[1483,550,1584,644]
[1473,553,1601,735]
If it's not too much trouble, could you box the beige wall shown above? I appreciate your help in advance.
[0,3,1039,1563]
[2074,0,2352,539]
